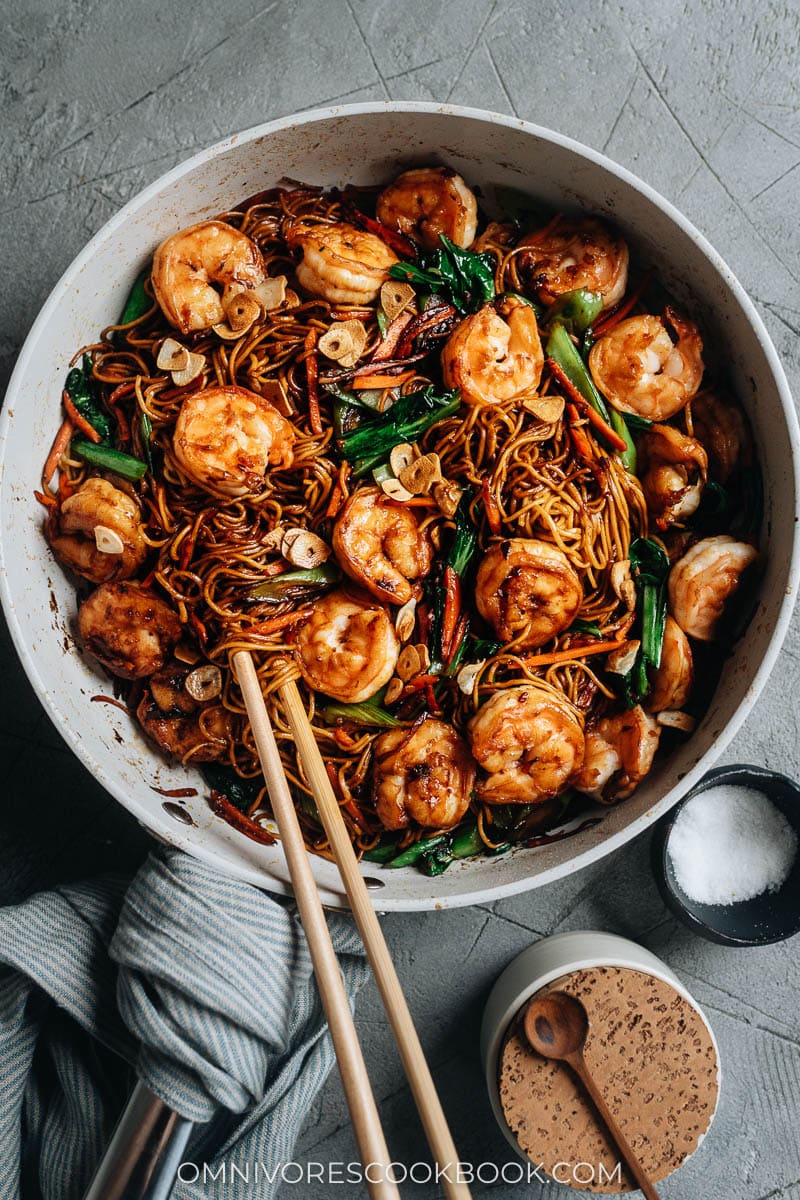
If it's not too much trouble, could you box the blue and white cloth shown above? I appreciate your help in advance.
[0,848,368,1199]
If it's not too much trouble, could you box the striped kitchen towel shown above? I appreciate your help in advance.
[0,847,368,1199]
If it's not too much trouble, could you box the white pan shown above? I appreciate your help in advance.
[1,102,797,910]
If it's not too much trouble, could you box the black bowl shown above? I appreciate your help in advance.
[652,764,800,946]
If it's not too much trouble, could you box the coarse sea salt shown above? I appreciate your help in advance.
[668,785,797,906]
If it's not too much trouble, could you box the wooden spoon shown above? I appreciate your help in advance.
[523,990,660,1199]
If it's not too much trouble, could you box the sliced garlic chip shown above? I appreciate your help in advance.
[413,643,431,673]
[396,644,421,682]
[253,275,287,312]
[395,597,417,643]
[184,664,223,702]
[526,395,565,423]
[384,677,404,705]
[457,660,486,696]
[156,338,190,372]
[397,452,442,496]
[433,479,463,518]
[389,443,415,477]
[605,639,641,675]
[380,477,414,503]
[262,526,287,553]
[380,280,415,322]
[223,291,261,333]
[656,709,696,732]
[610,560,637,612]
[171,351,206,387]
[282,528,331,568]
[318,320,368,368]
[94,525,124,555]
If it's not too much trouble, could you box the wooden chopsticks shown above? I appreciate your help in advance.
[232,651,471,1200]
[233,651,398,1199]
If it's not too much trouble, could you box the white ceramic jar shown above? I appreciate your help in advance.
[481,931,721,1187]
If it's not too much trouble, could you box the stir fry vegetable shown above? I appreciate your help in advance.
[64,357,113,443]
[250,563,340,601]
[389,234,495,314]
[622,537,670,705]
[71,439,148,482]
[118,269,153,327]
[338,386,460,476]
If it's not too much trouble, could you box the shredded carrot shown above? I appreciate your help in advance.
[246,607,313,637]
[33,489,58,509]
[441,566,460,659]
[151,785,199,798]
[330,308,373,321]
[352,371,415,390]
[593,269,654,338]
[481,478,502,535]
[325,482,343,519]
[62,389,102,443]
[370,310,413,362]
[394,496,437,507]
[209,789,276,845]
[332,728,358,751]
[396,304,457,358]
[57,474,76,503]
[524,638,626,668]
[546,359,627,452]
[304,329,322,434]
[43,417,74,484]
[566,403,595,463]
[445,612,469,669]
[108,381,135,406]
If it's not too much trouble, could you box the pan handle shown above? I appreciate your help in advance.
[84,1081,194,1200]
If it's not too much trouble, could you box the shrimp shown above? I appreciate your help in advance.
[647,615,693,712]
[372,718,475,831]
[294,589,399,704]
[668,535,758,641]
[572,706,660,803]
[639,423,708,529]
[475,538,583,647]
[517,216,629,309]
[441,295,543,407]
[286,222,398,305]
[332,487,433,606]
[78,582,181,679]
[468,685,585,804]
[375,167,478,251]
[136,665,232,763]
[46,477,146,584]
[151,220,267,335]
[588,307,704,420]
[173,384,295,497]
[691,390,750,481]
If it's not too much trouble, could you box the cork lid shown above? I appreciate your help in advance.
[499,966,719,1192]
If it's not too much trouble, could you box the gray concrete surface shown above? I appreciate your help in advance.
[1,1,799,1196]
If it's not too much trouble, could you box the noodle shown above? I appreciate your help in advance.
[40,176,759,868]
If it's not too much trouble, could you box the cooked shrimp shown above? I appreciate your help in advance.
[151,220,267,335]
[468,685,585,804]
[286,222,398,305]
[572,706,660,803]
[647,615,693,712]
[78,582,181,679]
[668,535,758,641]
[517,216,629,309]
[294,589,399,704]
[589,307,704,420]
[691,390,750,481]
[441,295,543,407]
[372,717,475,831]
[639,423,708,529]
[173,384,295,497]
[46,477,146,584]
[376,167,478,251]
[475,538,583,647]
[332,487,433,606]
[136,665,232,762]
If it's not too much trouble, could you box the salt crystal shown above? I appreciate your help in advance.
[667,785,797,906]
